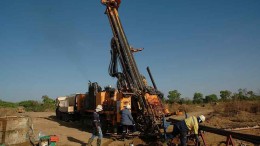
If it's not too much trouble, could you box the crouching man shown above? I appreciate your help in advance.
[171,115,205,146]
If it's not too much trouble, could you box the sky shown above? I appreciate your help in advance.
[0,0,260,102]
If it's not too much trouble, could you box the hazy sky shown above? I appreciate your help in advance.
[1,0,260,102]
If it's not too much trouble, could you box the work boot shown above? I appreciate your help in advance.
[121,133,126,141]
[97,138,102,146]
[86,138,94,146]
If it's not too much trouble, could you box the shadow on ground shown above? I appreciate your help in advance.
[43,115,93,133]
[67,136,87,146]
[43,115,167,146]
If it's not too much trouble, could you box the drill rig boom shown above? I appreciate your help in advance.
[101,0,168,136]
[103,0,145,93]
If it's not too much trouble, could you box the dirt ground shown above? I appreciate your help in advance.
[1,105,259,146]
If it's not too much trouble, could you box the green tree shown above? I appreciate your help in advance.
[220,90,232,101]
[247,90,257,100]
[42,95,55,104]
[238,88,248,100]
[18,100,43,112]
[0,99,18,108]
[167,90,181,103]
[41,95,56,111]
[193,92,204,104]
[205,94,218,103]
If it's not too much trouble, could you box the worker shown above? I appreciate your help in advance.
[120,104,135,140]
[87,105,103,146]
[171,115,206,146]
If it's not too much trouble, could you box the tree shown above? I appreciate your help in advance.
[231,89,260,101]
[238,88,248,100]
[41,95,56,111]
[247,90,256,100]
[205,94,218,103]
[42,95,55,104]
[167,90,181,103]
[18,100,43,112]
[220,90,232,101]
[193,92,204,104]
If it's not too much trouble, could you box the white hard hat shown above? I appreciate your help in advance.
[198,115,206,122]
[96,105,103,112]
[126,104,131,109]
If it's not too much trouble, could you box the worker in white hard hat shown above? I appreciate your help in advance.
[120,104,135,140]
[170,115,206,146]
[87,105,103,146]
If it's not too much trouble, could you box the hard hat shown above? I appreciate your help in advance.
[126,104,131,109]
[198,115,205,123]
[96,105,103,112]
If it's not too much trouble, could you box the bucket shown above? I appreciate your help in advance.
[0,116,32,145]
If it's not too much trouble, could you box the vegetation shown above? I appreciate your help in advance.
[220,90,232,101]
[193,92,204,104]
[0,99,18,108]
[0,95,56,112]
[167,90,181,103]
[41,95,56,111]
[1,88,259,112]
[205,94,218,103]
[165,88,260,104]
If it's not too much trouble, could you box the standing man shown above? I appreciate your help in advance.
[120,104,135,140]
[171,115,206,146]
[87,105,103,146]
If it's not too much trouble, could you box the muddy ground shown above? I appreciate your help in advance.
[1,104,259,146]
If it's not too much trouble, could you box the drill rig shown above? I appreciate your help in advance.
[100,0,169,136]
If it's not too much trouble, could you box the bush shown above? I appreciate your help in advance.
[42,103,56,111]
[0,95,56,112]
[214,101,260,117]
[0,99,18,108]
[41,95,56,111]
[18,100,44,112]
[204,94,218,103]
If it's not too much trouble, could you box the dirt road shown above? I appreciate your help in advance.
[26,112,145,146]
[17,109,259,146]
[24,110,220,146]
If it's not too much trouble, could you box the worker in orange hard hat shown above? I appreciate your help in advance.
[170,115,206,146]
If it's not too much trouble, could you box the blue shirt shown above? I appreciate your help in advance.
[120,109,134,126]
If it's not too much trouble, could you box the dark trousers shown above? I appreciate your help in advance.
[121,125,129,139]
[172,121,189,146]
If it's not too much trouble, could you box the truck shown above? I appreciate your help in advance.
[55,94,85,121]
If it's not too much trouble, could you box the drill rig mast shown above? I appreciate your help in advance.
[101,0,168,136]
